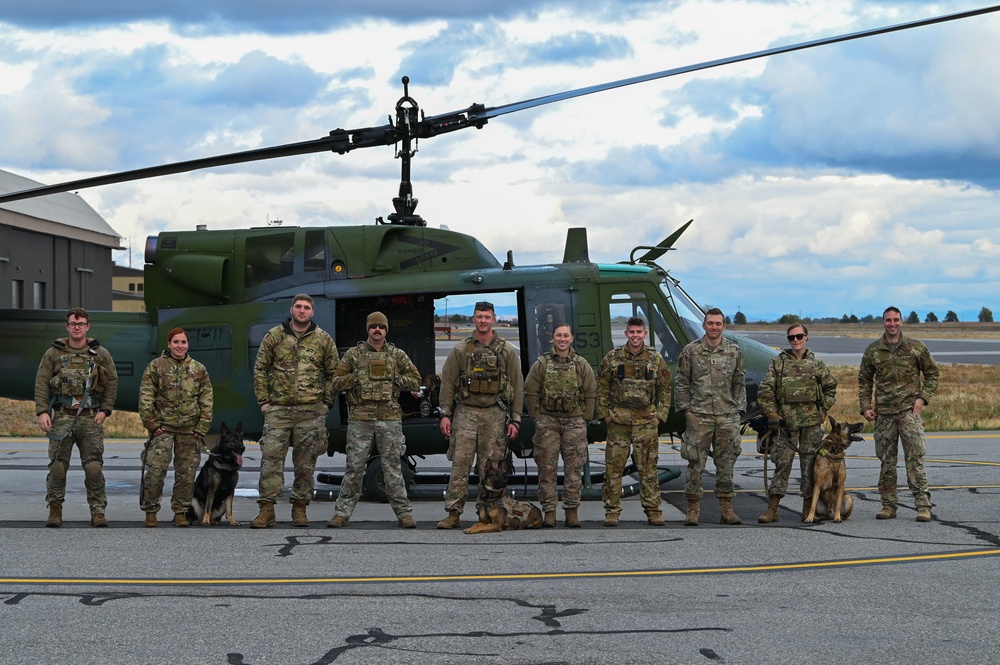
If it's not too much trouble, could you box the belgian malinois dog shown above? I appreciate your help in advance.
[804,416,863,523]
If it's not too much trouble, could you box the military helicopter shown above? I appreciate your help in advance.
[0,5,995,499]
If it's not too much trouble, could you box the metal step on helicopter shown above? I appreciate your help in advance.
[1,4,996,500]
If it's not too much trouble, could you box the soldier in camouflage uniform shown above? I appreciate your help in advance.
[859,306,940,522]
[327,312,421,529]
[250,294,339,528]
[138,327,214,528]
[525,323,598,528]
[436,301,524,530]
[675,308,746,526]
[757,323,837,523]
[596,317,671,527]
[34,307,119,528]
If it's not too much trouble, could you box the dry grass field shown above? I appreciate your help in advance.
[3,364,999,436]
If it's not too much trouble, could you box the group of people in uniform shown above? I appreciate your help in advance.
[34,297,939,529]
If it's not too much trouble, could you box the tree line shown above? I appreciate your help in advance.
[732,307,994,325]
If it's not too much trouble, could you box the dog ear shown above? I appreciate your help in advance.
[235,421,244,436]
[828,415,837,430]
[219,422,229,436]
[484,458,493,473]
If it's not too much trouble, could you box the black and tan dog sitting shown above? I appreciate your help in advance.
[804,416,863,524]
[464,458,543,534]
[187,421,246,526]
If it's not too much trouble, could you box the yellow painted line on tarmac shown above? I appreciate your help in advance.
[2,548,998,586]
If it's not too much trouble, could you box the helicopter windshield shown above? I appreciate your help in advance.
[661,276,705,342]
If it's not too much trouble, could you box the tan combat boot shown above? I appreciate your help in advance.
[249,501,276,528]
[291,500,310,527]
[758,496,781,524]
[719,497,741,525]
[399,515,416,529]
[542,511,556,528]
[172,512,189,527]
[564,508,581,528]
[91,513,108,528]
[436,510,461,529]
[646,511,665,526]
[46,503,63,528]
[876,505,897,520]
[916,506,932,522]
[603,513,619,527]
[144,512,158,528]
[684,499,700,526]
[327,514,349,528]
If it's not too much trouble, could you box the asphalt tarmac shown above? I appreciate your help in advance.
[1,432,998,665]
[738,331,1000,366]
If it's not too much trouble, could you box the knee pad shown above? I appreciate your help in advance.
[83,460,104,482]
[49,460,69,482]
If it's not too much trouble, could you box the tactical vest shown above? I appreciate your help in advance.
[54,352,97,405]
[462,339,505,398]
[776,356,820,404]
[609,349,657,410]
[351,345,395,404]
[540,354,583,413]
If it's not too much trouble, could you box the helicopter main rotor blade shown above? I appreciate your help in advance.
[452,3,1000,123]
[1,3,997,206]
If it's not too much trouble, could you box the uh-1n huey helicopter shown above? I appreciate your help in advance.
[0,5,995,499]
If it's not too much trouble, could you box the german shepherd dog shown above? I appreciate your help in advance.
[804,416,863,524]
[464,458,543,534]
[187,421,245,526]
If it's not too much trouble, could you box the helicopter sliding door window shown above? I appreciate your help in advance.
[523,287,575,363]
[244,232,295,287]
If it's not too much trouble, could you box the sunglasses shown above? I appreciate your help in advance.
[368,323,387,330]
[787,333,806,341]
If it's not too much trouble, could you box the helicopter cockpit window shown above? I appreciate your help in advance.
[304,230,326,272]
[244,233,295,287]
[607,292,682,361]
[661,277,705,342]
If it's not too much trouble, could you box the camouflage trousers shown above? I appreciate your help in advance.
[140,432,202,514]
[603,420,660,516]
[681,411,741,500]
[257,403,329,503]
[874,411,931,508]
[532,414,588,512]
[766,424,823,499]
[45,411,107,514]
[334,419,412,520]
[444,404,507,514]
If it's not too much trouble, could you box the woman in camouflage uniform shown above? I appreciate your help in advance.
[757,323,837,523]
[138,327,214,527]
[524,323,598,528]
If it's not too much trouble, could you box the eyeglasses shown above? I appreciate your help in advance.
[67,322,89,328]
[368,323,387,330]
[787,333,806,341]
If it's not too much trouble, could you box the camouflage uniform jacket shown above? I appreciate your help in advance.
[439,333,523,422]
[858,333,940,416]
[138,351,214,435]
[596,345,671,426]
[253,319,338,407]
[524,348,598,420]
[674,336,746,416]
[34,337,119,416]
[758,349,837,428]
[331,341,421,421]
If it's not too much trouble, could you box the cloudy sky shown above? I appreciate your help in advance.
[1,1,998,322]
